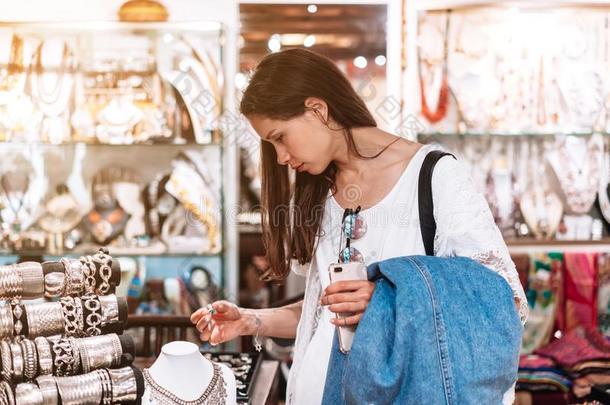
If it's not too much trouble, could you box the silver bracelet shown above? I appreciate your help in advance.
[18,262,44,300]
[79,256,97,294]
[55,372,102,405]
[98,294,119,327]
[43,273,65,299]
[96,369,112,405]
[35,375,58,405]
[75,338,90,374]
[0,380,9,405]
[74,298,84,337]
[108,367,137,403]
[15,382,43,405]
[24,305,39,338]
[34,337,52,376]
[110,334,122,367]
[0,305,14,339]
[68,338,81,375]
[1,381,14,405]
[52,338,75,377]
[59,297,79,337]
[24,302,64,338]
[10,340,23,383]
[254,314,263,352]
[0,340,12,381]
[0,264,22,299]
[93,250,112,295]
[81,335,120,371]
[20,339,38,380]
[82,295,102,336]
[11,300,24,336]
[61,259,84,297]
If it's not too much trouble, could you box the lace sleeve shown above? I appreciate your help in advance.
[431,156,529,324]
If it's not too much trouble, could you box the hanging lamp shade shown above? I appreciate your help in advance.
[118,0,169,22]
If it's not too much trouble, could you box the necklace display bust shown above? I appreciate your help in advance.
[143,341,236,405]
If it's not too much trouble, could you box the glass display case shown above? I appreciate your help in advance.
[0,20,235,314]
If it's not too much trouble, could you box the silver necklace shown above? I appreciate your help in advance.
[143,363,227,405]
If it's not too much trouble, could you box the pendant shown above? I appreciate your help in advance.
[92,219,112,243]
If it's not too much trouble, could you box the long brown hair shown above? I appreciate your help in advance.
[240,48,376,281]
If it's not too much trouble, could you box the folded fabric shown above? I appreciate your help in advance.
[322,256,522,405]
[561,253,598,332]
[521,254,561,353]
[598,253,610,337]
[535,327,610,370]
[519,354,556,370]
[517,372,571,392]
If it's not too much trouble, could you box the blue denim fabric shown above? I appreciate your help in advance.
[322,256,522,405]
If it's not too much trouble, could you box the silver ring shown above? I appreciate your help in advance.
[206,303,216,315]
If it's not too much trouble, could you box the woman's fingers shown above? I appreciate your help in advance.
[327,301,367,314]
[200,325,213,342]
[320,292,361,306]
[331,313,362,326]
[190,307,207,324]
[195,315,212,333]
[324,280,370,295]
[191,300,238,325]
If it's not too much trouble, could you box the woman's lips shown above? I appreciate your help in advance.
[296,163,305,172]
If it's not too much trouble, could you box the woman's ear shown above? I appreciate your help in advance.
[304,97,329,123]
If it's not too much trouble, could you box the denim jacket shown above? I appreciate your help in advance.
[322,256,523,405]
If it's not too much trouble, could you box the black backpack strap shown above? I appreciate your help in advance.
[418,150,456,256]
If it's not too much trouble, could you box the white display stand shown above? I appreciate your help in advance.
[143,341,237,405]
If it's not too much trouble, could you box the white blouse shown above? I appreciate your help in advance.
[285,144,528,405]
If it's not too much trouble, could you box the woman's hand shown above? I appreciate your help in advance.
[320,280,375,326]
[190,300,245,345]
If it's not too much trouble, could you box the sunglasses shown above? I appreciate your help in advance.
[338,206,368,263]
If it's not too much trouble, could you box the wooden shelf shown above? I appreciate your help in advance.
[506,239,610,253]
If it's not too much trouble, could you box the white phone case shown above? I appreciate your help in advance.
[328,261,367,353]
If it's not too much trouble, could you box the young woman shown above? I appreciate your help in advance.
[190,48,528,404]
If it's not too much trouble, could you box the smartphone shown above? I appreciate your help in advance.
[328,261,367,353]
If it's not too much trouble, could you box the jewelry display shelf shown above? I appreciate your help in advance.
[507,239,610,253]
[418,132,607,138]
[0,249,224,258]
[0,19,238,311]
[0,140,222,148]
[0,20,222,33]
[413,0,610,11]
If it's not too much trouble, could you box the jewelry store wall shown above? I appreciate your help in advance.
[405,1,610,403]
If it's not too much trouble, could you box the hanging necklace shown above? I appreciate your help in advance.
[418,11,450,124]
[30,41,73,118]
[143,363,227,405]
[553,136,601,215]
[0,173,29,231]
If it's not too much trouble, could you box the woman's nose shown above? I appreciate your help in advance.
[276,148,291,165]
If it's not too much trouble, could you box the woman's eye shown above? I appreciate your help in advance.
[276,134,284,142]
